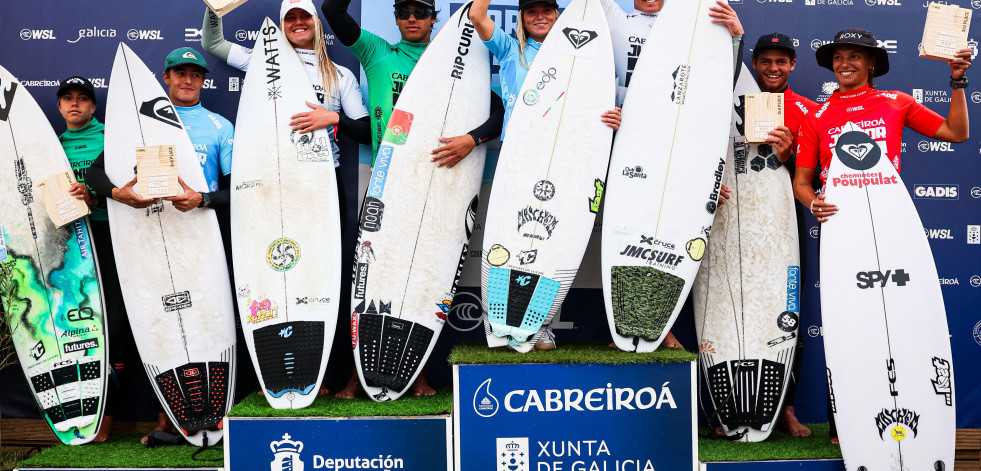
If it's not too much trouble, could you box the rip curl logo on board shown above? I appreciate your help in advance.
[247,298,279,324]
[139,97,181,129]
[270,433,304,471]
[473,378,500,417]
[562,28,598,49]
[267,237,300,271]
[835,128,881,170]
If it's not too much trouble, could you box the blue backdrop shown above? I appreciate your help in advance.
[0,0,978,430]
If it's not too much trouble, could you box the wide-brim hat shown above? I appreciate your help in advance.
[815,28,889,77]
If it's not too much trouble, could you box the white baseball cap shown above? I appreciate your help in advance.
[280,0,318,23]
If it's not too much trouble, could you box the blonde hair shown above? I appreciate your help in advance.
[281,15,338,104]
[516,5,558,70]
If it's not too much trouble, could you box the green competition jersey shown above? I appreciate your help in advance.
[348,29,427,162]
[58,118,107,221]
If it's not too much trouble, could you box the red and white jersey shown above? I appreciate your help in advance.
[784,86,817,151]
[797,85,945,183]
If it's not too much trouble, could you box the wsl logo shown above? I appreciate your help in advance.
[270,433,304,471]
[473,378,500,417]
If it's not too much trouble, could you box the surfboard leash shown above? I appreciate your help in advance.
[190,431,223,462]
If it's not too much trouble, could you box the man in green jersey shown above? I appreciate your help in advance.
[59,76,151,442]
[322,0,503,168]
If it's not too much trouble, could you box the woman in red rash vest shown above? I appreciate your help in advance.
[794,28,971,222]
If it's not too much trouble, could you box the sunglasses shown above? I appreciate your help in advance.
[394,7,434,19]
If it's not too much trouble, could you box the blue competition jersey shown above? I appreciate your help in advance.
[485,28,541,141]
[176,103,234,192]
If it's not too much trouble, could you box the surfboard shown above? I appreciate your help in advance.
[480,0,614,352]
[104,43,236,446]
[0,65,107,446]
[821,121,954,470]
[601,0,732,353]
[352,2,488,401]
[692,64,799,442]
[230,18,340,409]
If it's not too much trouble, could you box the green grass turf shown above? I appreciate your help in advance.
[2,447,31,471]
[698,423,843,462]
[15,434,222,469]
[449,340,697,365]
[228,387,453,418]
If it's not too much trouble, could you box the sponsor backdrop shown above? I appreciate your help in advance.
[454,363,696,471]
[1,0,979,429]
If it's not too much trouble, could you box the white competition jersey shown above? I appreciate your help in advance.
[601,0,658,107]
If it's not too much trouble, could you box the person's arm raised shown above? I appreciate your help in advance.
[469,0,496,42]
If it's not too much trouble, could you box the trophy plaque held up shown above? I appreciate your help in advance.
[203,0,249,17]
[136,145,180,198]
[37,170,91,228]
[744,92,784,144]
[920,2,972,61]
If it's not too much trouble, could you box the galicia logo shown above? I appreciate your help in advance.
[473,378,500,417]
[67,28,116,44]
[127,29,164,41]
[968,225,980,244]
[20,29,57,40]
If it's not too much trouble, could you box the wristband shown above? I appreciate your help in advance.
[198,192,211,208]
[950,75,968,89]
[469,133,481,147]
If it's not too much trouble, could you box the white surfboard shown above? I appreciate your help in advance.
[0,66,108,445]
[480,0,614,352]
[231,18,340,410]
[693,64,799,442]
[601,0,732,352]
[352,2,489,401]
[821,121,954,470]
[105,43,236,446]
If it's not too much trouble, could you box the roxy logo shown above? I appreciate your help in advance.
[63,338,99,354]
[562,28,598,49]
[914,184,958,199]
[856,269,909,289]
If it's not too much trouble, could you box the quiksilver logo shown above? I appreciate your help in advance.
[139,97,181,129]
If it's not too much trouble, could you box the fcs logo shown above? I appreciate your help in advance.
[917,140,954,152]
[20,29,56,40]
[127,29,164,41]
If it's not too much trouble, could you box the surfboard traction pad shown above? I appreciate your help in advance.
[701,355,786,431]
[153,361,229,436]
[486,267,561,343]
[610,266,685,340]
[30,357,102,432]
[355,301,434,394]
[252,321,324,398]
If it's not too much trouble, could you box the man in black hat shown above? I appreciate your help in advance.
[749,33,819,439]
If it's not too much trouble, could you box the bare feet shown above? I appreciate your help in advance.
[93,415,112,442]
[140,413,171,445]
[831,437,839,445]
[412,371,436,397]
[663,331,684,349]
[778,406,811,437]
[318,382,330,396]
[608,342,616,348]
[335,369,362,399]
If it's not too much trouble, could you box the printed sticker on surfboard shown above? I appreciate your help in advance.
[0,64,108,446]
[693,64,800,442]
[105,44,236,446]
[231,18,340,410]
[601,0,733,353]
[821,121,954,470]
[351,2,489,401]
[480,0,614,352]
